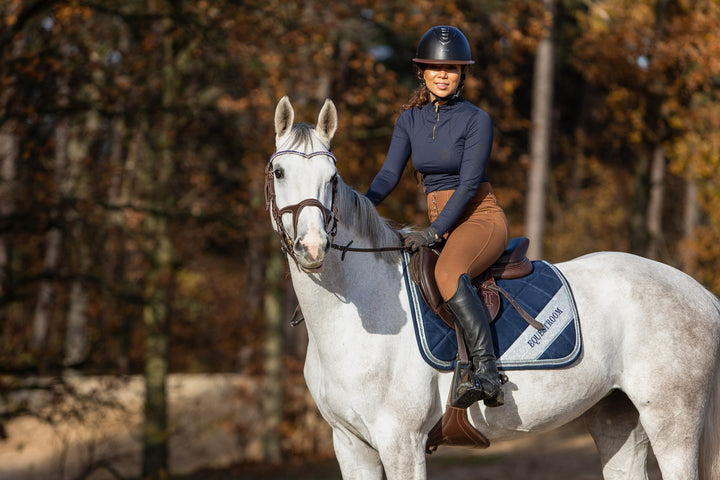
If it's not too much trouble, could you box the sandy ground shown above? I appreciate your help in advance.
[0,375,663,480]
[425,420,661,480]
[0,374,265,480]
[199,420,662,480]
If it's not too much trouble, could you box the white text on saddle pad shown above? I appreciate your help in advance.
[499,289,575,364]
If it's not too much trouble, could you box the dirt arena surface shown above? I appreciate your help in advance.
[191,419,662,480]
[1,376,663,480]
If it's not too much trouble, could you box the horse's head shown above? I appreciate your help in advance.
[266,96,339,273]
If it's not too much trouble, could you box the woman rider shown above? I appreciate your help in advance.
[365,26,509,408]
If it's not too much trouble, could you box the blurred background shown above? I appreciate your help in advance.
[0,0,717,478]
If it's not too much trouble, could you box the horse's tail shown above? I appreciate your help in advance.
[699,298,720,480]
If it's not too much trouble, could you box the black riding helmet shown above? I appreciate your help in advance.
[412,26,475,65]
[413,26,474,103]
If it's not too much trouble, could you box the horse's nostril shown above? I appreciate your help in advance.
[294,239,305,254]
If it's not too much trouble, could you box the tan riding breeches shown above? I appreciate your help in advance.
[427,182,510,301]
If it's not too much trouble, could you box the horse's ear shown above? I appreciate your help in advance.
[316,99,337,144]
[275,96,294,139]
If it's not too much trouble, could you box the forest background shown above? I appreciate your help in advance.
[1,0,719,478]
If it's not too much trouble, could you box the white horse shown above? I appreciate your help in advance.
[266,96,720,480]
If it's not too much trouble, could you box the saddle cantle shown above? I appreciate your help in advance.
[408,237,534,329]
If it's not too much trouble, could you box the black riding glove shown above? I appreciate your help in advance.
[403,227,438,252]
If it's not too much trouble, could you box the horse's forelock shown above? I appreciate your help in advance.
[286,123,328,151]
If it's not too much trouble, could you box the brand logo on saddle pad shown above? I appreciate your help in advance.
[499,291,574,363]
[529,307,564,347]
[403,255,582,371]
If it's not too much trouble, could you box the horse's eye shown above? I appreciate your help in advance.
[273,167,285,179]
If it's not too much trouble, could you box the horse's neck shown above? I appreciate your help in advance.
[289,223,408,341]
[290,220,434,400]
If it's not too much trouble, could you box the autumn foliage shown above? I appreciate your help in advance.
[1,0,719,465]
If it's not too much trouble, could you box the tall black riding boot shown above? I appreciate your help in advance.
[446,273,503,408]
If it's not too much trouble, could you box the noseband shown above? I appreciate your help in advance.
[265,150,339,258]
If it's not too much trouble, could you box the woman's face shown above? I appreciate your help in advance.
[422,64,462,101]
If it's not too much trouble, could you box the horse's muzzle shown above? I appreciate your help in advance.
[293,233,330,273]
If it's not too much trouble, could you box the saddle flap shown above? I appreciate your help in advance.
[408,246,444,312]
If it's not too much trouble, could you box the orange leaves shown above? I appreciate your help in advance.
[3,0,720,377]
[142,32,160,53]
[568,0,720,289]
[3,0,23,27]
[54,5,92,23]
[490,0,547,52]
[216,95,250,114]
[572,0,720,147]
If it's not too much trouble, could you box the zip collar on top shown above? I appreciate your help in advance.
[427,95,463,140]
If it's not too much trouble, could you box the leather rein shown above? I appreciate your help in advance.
[265,149,405,262]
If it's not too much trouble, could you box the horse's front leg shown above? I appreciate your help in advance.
[333,427,428,480]
[332,428,384,480]
[377,431,428,480]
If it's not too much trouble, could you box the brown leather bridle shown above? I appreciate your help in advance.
[265,149,339,259]
[265,149,406,267]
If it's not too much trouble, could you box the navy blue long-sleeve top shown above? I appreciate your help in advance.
[365,96,493,237]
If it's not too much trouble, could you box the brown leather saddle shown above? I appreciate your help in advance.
[409,237,537,330]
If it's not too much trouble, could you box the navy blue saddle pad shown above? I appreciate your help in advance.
[401,251,582,371]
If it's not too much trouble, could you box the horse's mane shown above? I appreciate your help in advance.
[335,178,404,263]
[288,123,403,263]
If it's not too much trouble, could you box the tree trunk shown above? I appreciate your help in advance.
[141,221,172,479]
[262,250,285,465]
[645,144,666,261]
[524,0,555,260]
[31,121,70,351]
[106,120,135,372]
[679,178,699,274]
[242,163,267,365]
[63,117,95,368]
[142,4,178,476]
[630,153,649,255]
[0,126,18,329]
